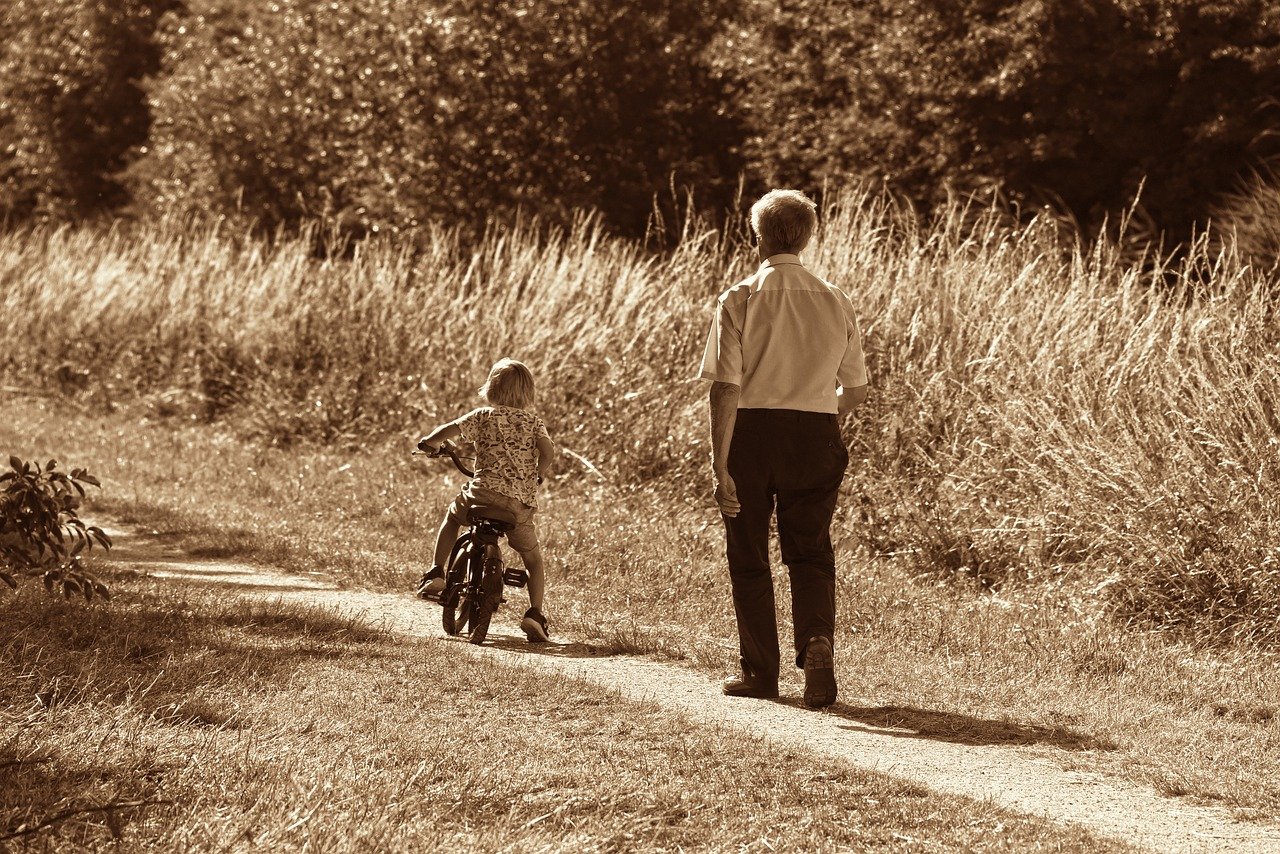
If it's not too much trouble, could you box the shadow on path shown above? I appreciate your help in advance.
[448,630,621,660]
[769,698,1111,751]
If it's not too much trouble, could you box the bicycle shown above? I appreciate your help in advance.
[413,441,529,646]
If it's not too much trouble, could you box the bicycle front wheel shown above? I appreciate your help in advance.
[442,584,474,636]
[441,544,476,636]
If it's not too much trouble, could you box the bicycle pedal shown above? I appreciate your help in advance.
[503,568,529,588]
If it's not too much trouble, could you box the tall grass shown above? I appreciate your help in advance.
[3,190,1279,644]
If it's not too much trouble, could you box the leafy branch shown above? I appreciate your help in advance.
[0,456,112,600]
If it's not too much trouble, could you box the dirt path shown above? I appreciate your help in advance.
[107,526,1280,854]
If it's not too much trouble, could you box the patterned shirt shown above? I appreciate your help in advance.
[456,406,550,508]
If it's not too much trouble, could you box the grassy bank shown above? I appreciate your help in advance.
[4,398,1279,825]
[4,191,1280,826]
[3,194,1278,644]
[1,580,1130,851]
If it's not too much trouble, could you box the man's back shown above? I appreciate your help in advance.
[702,254,865,414]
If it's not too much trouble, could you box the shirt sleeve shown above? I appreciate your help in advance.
[534,415,551,442]
[698,299,743,384]
[837,312,868,390]
[455,407,487,443]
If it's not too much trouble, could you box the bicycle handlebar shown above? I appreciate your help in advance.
[414,440,475,478]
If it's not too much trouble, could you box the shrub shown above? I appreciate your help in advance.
[0,0,175,222]
[728,0,1280,240]
[0,457,112,600]
[131,0,744,237]
[1211,166,1280,275]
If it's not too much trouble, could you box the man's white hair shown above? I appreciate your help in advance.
[751,189,818,254]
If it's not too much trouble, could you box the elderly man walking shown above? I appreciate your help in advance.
[699,189,868,708]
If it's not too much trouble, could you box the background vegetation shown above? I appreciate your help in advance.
[5,2,1280,845]
[3,0,1279,254]
[731,0,1280,243]
[3,189,1279,647]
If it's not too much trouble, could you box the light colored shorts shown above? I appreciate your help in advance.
[447,483,540,556]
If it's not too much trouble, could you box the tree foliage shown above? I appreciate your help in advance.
[732,0,1280,237]
[0,457,112,601]
[132,0,744,236]
[0,0,176,222]
[2,0,1277,241]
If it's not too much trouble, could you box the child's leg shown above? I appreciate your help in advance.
[434,512,460,571]
[520,545,546,611]
[503,512,545,610]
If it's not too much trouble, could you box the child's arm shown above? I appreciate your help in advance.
[535,433,555,482]
[417,419,463,452]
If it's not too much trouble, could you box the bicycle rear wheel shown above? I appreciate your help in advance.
[467,552,505,646]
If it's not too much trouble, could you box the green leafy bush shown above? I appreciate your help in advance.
[131,0,743,237]
[0,457,112,600]
[730,0,1280,239]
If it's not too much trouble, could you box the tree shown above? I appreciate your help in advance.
[132,0,745,237]
[730,0,1280,239]
[0,0,177,222]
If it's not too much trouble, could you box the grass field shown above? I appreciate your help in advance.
[3,190,1280,841]
[2,580,1132,851]
[3,193,1278,643]
[4,397,1279,828]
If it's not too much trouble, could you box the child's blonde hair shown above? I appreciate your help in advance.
[479,358,536,408]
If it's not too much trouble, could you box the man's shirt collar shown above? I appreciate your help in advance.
[760,253,803,271]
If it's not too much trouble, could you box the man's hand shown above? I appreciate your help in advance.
[837,383,869,414]
[714,468,740,517]
[416,436,438,453]
[708,381,741,517]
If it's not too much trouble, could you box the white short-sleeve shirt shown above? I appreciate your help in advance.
[699,254,866,414]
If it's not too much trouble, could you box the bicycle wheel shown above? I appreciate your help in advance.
[467,551,505,646]
[442,584,472,636]
[441,545,476,636]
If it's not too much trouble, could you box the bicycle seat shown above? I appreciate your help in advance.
[467,505,516,531]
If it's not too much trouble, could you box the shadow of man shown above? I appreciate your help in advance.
[770,699,1112,751]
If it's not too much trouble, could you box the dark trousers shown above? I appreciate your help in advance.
[724,408,848,682]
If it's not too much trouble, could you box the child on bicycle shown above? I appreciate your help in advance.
[416,358,555,642]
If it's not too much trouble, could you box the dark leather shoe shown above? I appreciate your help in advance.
[803,636,838,708]
[722,676,779,699]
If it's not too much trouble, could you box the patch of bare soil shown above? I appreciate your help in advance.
[105,526,1280,853]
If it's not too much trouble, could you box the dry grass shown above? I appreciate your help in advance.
[2,192,1278,643]
[1,583,1128,852]
[3,398,1279,825]
[3,189,1280,825]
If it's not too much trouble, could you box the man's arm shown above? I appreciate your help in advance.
[709,380,741,517]
[837,383,869,413]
